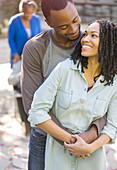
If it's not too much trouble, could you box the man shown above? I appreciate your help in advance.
[21,0,106,169]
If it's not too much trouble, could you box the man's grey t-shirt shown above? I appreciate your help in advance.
[43,31,79,80]
[34,30,82,134]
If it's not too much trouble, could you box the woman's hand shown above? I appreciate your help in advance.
[64,134,92,159]
[13,54,21,64]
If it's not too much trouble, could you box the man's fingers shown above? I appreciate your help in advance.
[70,137,77,144]
[64,142,73,149]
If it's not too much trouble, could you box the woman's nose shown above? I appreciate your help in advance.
[83,35,90,42]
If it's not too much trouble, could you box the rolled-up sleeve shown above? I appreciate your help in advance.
[28,63,63,127]
[101,90,117,140]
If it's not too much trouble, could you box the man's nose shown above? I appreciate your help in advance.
[68,24,77,34]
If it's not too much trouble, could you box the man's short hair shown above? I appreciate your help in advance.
[41,0,74,20]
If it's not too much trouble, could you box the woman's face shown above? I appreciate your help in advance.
[81,22,100,58]
[23,6,35,21]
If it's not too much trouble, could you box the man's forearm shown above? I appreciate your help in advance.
[50,113,97,144]
[79,114,107,144]
[92,113,107,136]
[49,112,107,144]
[78,125,98,144]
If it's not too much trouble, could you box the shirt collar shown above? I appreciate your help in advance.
[70,59,82,72]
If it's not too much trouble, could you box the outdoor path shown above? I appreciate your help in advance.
[0,36,117,170]
[0,39,28,170]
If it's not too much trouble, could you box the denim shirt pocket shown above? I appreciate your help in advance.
[93,95,108,117]
[57,88,73,109]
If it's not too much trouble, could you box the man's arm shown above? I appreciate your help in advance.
[21,32,49,114]
[49,112,107,145]
[78,113,107,144]
[21,41,43,114]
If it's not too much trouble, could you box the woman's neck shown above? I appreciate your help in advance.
[21,15,30,28]
[83,57,102,87]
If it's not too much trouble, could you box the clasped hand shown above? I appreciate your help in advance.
[64,135,91,159]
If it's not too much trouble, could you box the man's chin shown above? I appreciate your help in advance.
[68,36,79,41]
[67,33,80,41]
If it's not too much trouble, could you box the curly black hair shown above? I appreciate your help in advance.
[71,20,117,86]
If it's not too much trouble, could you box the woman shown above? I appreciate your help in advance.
[28,20,117,169]
[8,0,42,67]
[8,0,42,136]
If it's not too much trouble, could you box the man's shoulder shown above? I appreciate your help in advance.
[33,30,51,41]
[23,30,51,61]
[25,30,51,50]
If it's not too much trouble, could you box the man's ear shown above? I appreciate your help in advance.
[45,19,53,28]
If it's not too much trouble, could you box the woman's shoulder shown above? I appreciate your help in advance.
[59,58,79,68]
[58,58,71,67]
[57,58,78,72]
[9,13,21,24]
[32,14,40,20]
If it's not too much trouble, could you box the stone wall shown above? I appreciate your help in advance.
[74,0,117,23]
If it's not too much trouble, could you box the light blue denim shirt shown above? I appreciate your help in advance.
[28,58,117,139]
[28,58,117,170]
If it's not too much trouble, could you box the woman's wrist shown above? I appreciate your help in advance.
[88,143,95,154]
[88,134,111,154]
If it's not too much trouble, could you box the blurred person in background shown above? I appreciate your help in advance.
[8,0,43,136]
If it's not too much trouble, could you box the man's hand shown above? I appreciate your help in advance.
[64,135,91,159]
[13,54,21,64]
[78,125,98,144]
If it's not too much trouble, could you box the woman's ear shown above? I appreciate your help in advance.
[45,19,53,28]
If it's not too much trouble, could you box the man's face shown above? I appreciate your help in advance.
[48,2,81,42]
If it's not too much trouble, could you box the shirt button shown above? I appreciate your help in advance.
[72,161,75,165]
[84,88,87,91]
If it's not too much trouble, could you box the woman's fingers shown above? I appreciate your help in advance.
[81,155,86,159]
[86,154,90,157]
[65,141,91,159]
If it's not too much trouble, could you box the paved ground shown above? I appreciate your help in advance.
[0,39,28,170]
[0,36,117,170]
